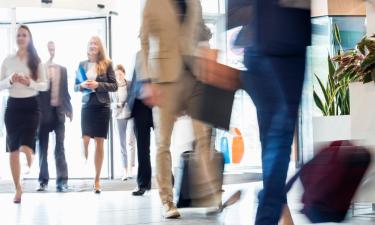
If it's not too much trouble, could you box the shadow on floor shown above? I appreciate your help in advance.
[0,172,262,193]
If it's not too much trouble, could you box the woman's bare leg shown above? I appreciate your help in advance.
[10,151,22,201]
[94,137,104,189]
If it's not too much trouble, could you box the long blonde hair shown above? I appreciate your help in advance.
[87,36,111,75]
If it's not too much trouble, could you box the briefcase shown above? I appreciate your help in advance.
[175,150,225,208]
[184,52,240,130]
[188,83,236,130]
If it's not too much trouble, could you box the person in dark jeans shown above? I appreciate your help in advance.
[237,1,311,224]
[37,41,73,192]
[127,53,153,196]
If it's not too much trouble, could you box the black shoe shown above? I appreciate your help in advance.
[93,185,102,194]
[36,183,48,192]
[132,188,147,196]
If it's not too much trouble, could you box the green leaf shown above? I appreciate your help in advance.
[333,24,344,54]
[361,54,375,71]
[328,54,336,77]
[315,74,330,107]
[327,87,341,115]
[313,91,326,115]
[334,24,342,45]
[357,36,367,55]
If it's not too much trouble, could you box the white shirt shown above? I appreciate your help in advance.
[111,80,130,119]
[0,54,48,98]
[45,61,61,106]
[86,62,97,81]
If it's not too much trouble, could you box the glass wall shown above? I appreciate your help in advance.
[0,1,263,182]
[202,0,262,169]
[0,18,109,180]
[29,18,108,179]
[0,24,10,180]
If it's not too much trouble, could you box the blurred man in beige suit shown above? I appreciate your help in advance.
[140,0,218,219]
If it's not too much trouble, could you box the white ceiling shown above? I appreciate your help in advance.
[0,7,102,23]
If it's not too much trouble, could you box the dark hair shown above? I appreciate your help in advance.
[199,23,213,42]
[19,25,41,81]
[115,64,128,85]
[115,64,126,74]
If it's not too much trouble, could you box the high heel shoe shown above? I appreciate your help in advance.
[13,197,21,204]
[13,190,22,204]
[93,185,102,194]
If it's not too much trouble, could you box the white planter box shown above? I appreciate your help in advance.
[312,115,351,155]
[350,82,375,145]
[349,82,375,203]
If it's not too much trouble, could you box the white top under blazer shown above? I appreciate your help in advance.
[0,54,48,98]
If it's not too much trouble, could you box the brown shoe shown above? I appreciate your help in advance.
[162,202,180,219]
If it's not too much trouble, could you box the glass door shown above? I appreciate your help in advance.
[0,17,110,180]
[27,18,109,179]
[0,24,11,180]
[202,0,263,170]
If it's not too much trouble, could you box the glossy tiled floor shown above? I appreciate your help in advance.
[0,182,374,225]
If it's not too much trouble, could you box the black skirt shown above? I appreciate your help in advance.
[81,94,110,139]
[5,96,40,153]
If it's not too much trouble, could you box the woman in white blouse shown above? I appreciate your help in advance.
[0,25,48,203]
[111,64,136,181]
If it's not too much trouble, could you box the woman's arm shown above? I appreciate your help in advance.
[0,58,13,90]
[29,63,49,91]
[74,83,85,92]
[96,63,118,92]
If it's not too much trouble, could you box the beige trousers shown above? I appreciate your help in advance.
[152,73,218,204]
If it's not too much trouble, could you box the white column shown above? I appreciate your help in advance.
[9,7,17,54]
[366,0,375,35]
[110,0,141,78]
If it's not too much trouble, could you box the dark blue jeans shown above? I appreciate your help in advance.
[240,1,311,224]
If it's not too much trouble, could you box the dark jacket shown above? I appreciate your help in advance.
[74,60,118,104]
[227,0,254,48]
[126,52,152,118]
[127,69,145,118]
[38,65,73,124]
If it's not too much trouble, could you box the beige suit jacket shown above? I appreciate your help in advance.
[140,0,203,83]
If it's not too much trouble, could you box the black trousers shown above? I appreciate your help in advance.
[133,99,153,190]
[37,108,68,186]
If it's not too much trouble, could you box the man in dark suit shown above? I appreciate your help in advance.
[36,41,73,192]
[127,53,153,196]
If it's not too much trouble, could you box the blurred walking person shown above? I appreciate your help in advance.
[0,25,48,203]
[36,41,72,192]
[140,0,219,218]
[111,64,136,181]
[127,52,154,196]
[226,0,311,224]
